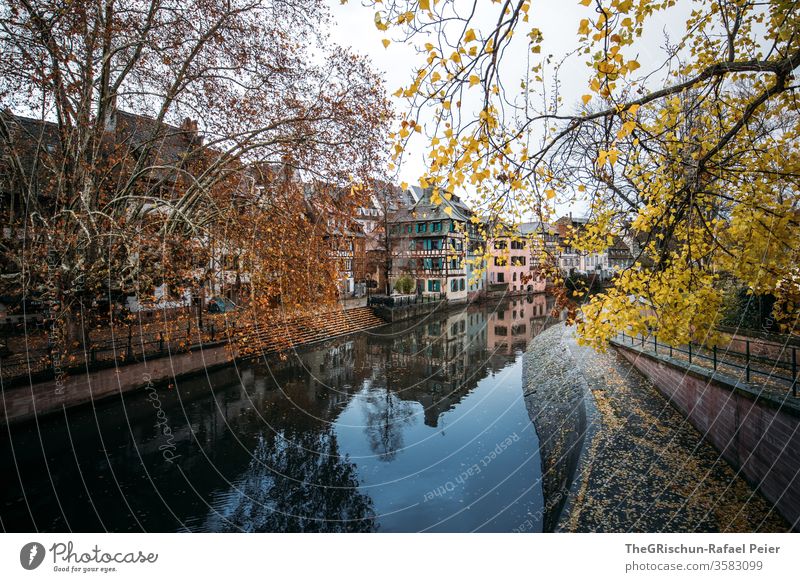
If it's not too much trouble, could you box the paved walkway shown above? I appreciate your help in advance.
[524,323,790,532]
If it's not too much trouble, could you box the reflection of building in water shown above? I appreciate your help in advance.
[487,295,556,365]
[363,307,492,428]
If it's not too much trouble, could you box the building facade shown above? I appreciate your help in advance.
[388,188,481,302]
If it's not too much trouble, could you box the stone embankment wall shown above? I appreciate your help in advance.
[613,340,800,528]
[1,307,386,425]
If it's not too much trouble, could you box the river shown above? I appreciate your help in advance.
[1,296,565,532]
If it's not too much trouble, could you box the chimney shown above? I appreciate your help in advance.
[180,117,202,146]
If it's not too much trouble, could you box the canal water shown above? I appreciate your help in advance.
[1,297,564,532]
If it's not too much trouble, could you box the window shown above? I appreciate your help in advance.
[460,279,465,291]
[406,224,413,233]
[409,240,415,251]
[424,258,443,270]
[513,272,517,281]
[511,240,525,250]
[432,222,442,232]
[494,326,508,336]
[451,279,457,292]
[497,273,505,283]
[449,222,456,232]
[416,222,427,233]
[494,240,507,250]
[428,279,441,292]
[494,256,507,266]
[423,238,442,251]
[511,256,526,266]
[450,258,459,270]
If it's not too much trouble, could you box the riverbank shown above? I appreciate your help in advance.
[523,323,790,532]
[0,306,387,425]
[0,292,530,426]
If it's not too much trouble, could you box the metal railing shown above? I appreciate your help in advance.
[367,293,447,308]
[617,331,798,397]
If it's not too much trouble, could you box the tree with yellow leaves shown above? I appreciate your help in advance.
[360,0,800,347]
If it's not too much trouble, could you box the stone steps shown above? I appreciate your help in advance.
[241,307,385,355]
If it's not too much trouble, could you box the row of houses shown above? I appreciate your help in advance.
[0,106,634,320]
[353,186,635,304]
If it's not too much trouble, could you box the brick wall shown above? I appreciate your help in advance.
[614,342,800,529]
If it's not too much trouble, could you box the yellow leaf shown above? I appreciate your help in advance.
[469,75,480,87]
[545,188,556,199]
[582,94,592,105]
[464,29,476,43]
[627,60,640,71]
[382,38,391,48]
[374,13,388,31]
[579,0,591,5]
[419,0,430,11]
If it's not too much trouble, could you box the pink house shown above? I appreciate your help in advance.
[486,222,551,295]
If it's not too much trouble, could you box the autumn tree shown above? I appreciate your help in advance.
[0,0,390,352]
[362,0,799,346]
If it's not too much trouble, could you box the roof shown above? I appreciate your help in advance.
[519,221,557,236]
[390,187,473,223]
[1,109,204,186]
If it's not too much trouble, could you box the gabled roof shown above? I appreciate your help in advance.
[390,187,473,223]
[519,221,557,236]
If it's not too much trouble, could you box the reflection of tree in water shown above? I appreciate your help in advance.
[362,388,415,462]
[208,432,376,532]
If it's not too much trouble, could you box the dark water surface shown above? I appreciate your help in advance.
[1,297,560,532]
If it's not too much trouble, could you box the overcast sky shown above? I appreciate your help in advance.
[326,0,692,217]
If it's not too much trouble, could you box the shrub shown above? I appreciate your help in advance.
[394,275,414,295]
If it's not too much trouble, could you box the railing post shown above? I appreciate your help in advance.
[792,347,797,398]
[713,345,717,371]
[654,336,658,355]
[746,339,751,382]
[688,342,692,364]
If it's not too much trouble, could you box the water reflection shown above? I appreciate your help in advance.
[207,432,376,533]
[1,295,564,532]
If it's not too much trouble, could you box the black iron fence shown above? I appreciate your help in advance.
[616,331,798,397]
[367,293,447,308]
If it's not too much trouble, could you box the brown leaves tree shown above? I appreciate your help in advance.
[0,0,391,352]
